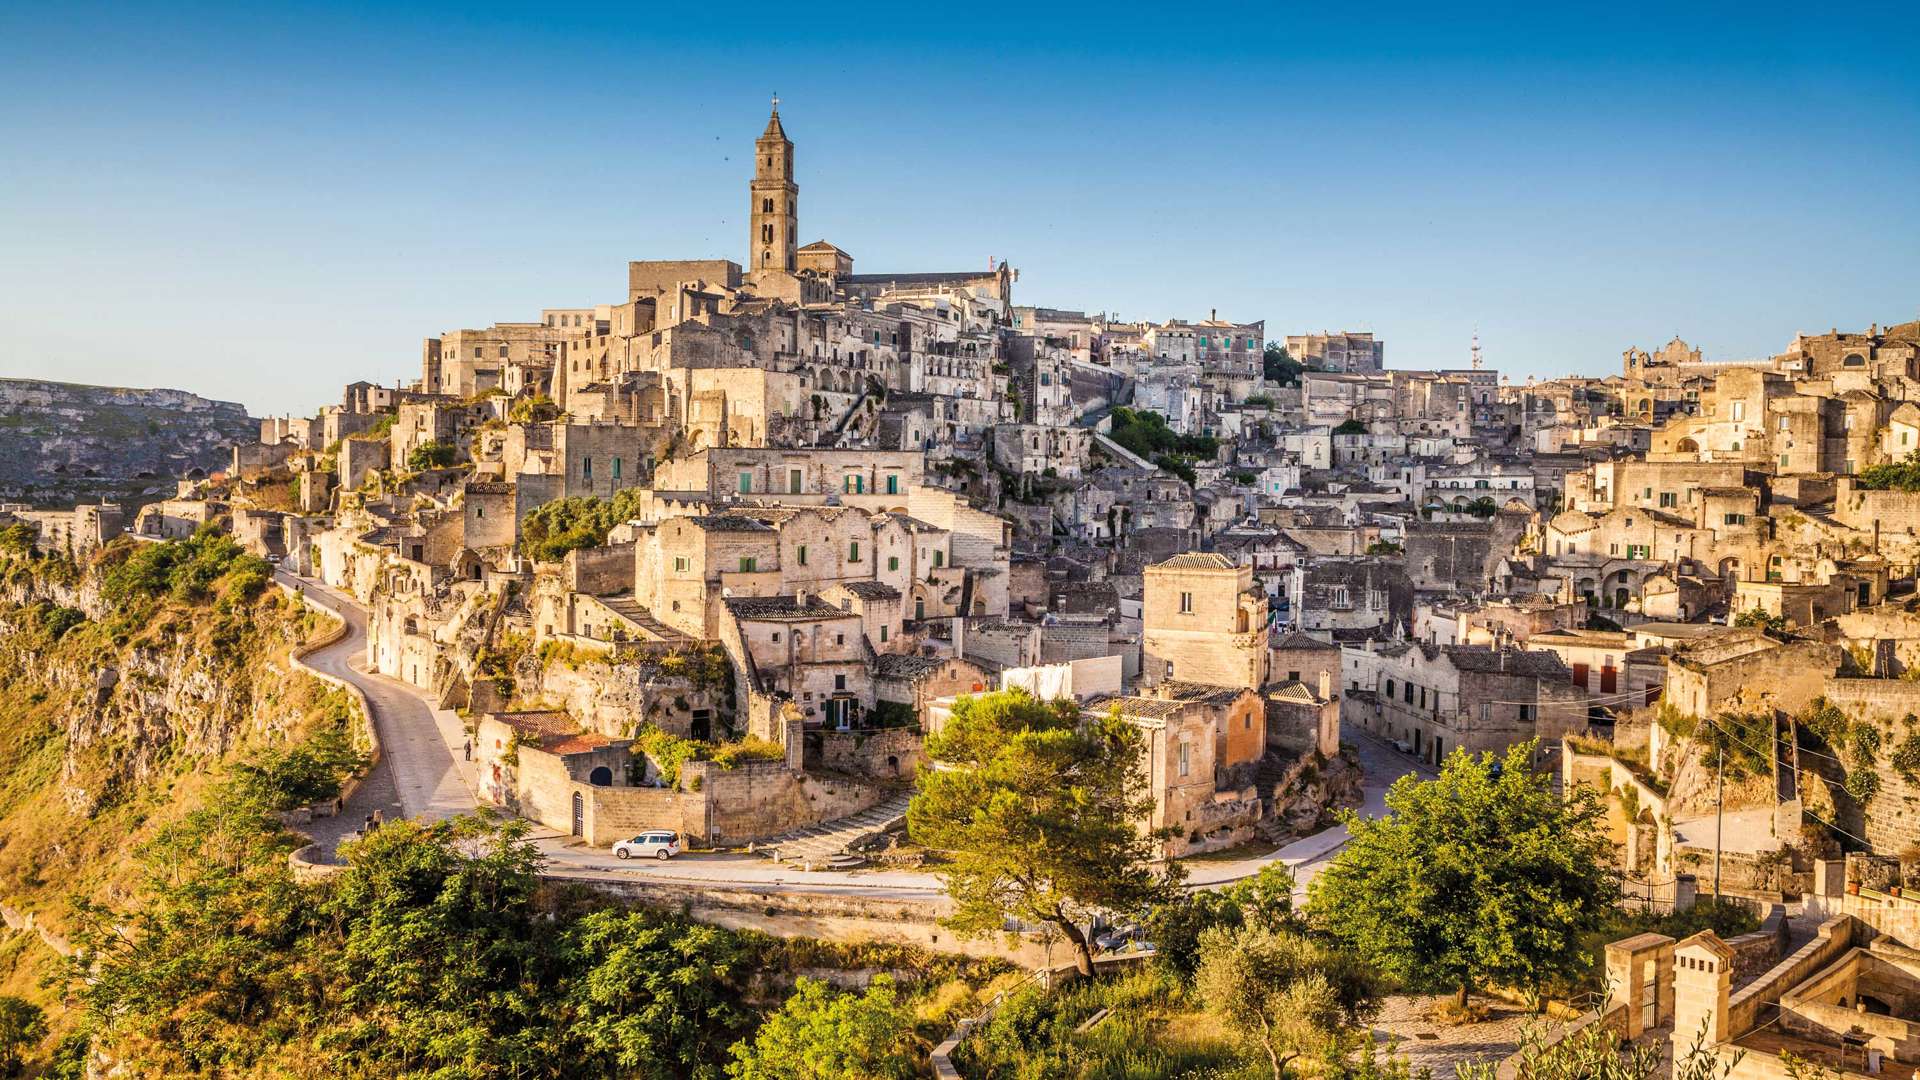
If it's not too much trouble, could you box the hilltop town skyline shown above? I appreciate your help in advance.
[4,4,1917,413]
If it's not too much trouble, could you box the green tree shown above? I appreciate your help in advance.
[64,791,313,1073]
[324,816,550,1075]
[1193,924,1381,1080]
[727,975,920,1080]
[1263,343,1304,385]
[0,996,46,1077]
[1309,741,1614,1007]
[1144,862,1298,979]
[907,689,1184,976]
[519,488,648,562]
[555,909,754,1076]
[407,439,457,470]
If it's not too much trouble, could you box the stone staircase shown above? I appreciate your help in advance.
[598,594,691,643]
[756,791,914,870]
[1254,754,1300,842]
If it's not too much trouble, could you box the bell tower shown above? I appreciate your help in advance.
[750,96,797,273]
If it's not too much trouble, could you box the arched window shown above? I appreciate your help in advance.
[1844,353,1865,367]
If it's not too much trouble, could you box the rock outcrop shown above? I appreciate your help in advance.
[0,378,257,507]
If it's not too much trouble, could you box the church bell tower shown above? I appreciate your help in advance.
[750,97,797,273]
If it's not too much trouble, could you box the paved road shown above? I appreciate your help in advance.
[280,572,476,852]
[280,571,1432,899]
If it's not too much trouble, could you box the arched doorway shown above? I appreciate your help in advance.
[570,792,584,836]
[588,766,612,787]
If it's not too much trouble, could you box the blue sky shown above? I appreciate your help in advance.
[2,2,1916,415]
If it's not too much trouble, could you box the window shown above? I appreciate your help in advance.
[1179,591,1193,614]
[880,626,888,642]
[739,556,757,572]
[1723,513,1747,526]
[848,541,861,562]
[1780,454,1791,469]
[1177,741,1190,777]
[1519,704,1533,721]
[738,471,752,494]
[582,456,592,479]
[885,474,899,494]
[797,544,808,566]
[1288,670,1301,682]
[1779,416,1790,432]
[789,468,804,494]
[1403,683,1414,704]
[834,674,847,691]
[1731,401,1745,421]
[887,556,899,571]
[1385,678,1396,697]
[1658,492,1676,508]
[673,556,689,572]
[835,633,845,645]
[933,550,944,568]
[612,457,622,480]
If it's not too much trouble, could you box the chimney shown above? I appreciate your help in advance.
[1318,670,1332,702]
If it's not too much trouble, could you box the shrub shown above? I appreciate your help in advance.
[1891,733,1920,781]
[520,488,648,563]
[407,440,457,471]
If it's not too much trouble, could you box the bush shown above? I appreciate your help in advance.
[407,440,457,471]
[101,528,272,610]
[509,395,560,424]
[520,488,648,563]
[1857,452,1920,492]
[1107,407,1217,462]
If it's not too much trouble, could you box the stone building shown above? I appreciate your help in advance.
[1095,686,1266,857]
[1343,642,1589,766]
[1141,553,1269,689]
[1284,331,1384,374]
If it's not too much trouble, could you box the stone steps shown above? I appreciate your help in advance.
[758,791,915,869]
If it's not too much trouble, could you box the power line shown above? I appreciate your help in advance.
[1692,712,1877,851]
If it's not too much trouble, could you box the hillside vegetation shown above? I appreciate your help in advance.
[0,531,364,1067]
[0,531,1010,1077]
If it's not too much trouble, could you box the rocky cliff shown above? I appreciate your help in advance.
[0,540,351,973]
[0,378,258,507]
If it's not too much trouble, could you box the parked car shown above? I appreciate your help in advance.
[614,831,680,860]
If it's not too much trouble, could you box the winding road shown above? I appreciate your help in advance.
[279,570,1428,899]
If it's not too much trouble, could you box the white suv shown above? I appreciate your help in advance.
[613,831,681,861]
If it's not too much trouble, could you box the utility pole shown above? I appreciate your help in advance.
[1713,743,1725,900]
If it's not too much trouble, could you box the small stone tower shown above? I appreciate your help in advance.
[749,98,797,273]
[1671,932,1733,1053]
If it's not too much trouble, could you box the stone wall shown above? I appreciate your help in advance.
[547,871,1053,967]
[817,726,925,780]
[689,760,883,846]
[1813,679,1920,853]
[564,542,636,596]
